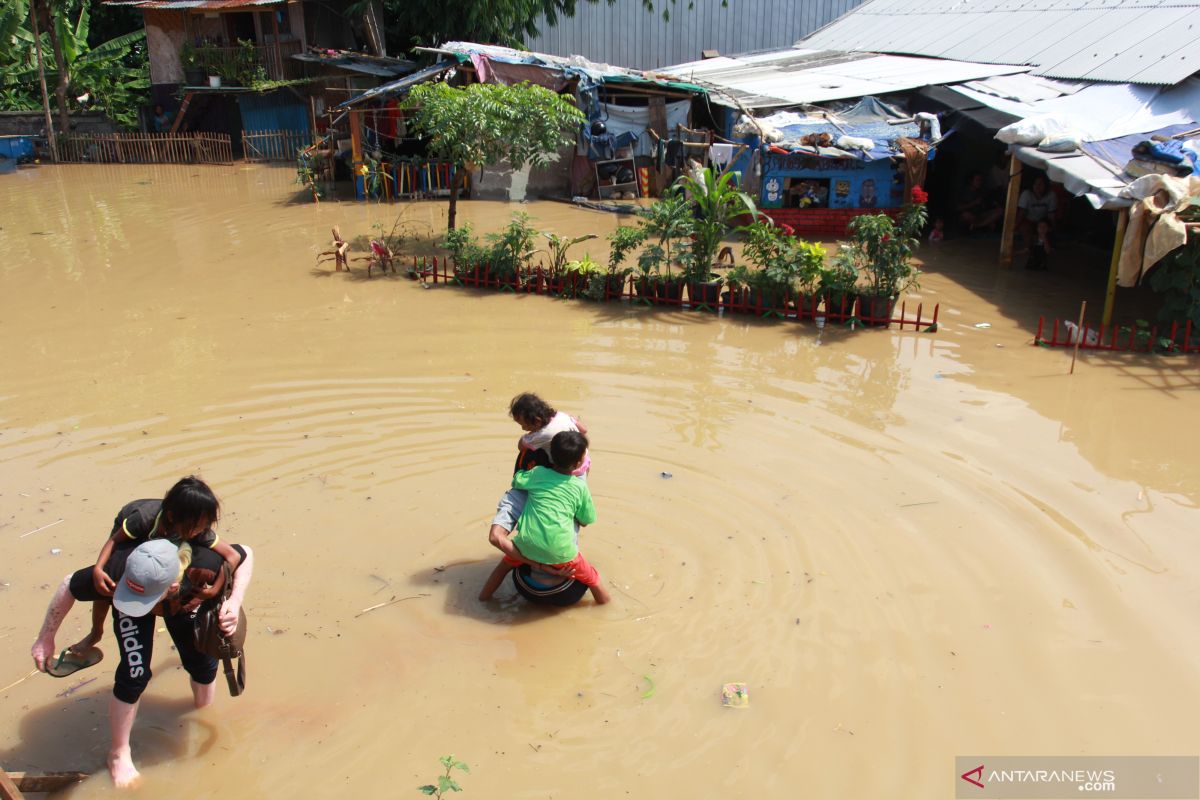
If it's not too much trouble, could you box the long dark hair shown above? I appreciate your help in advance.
[162,476,220,533]
[509,393,556,429]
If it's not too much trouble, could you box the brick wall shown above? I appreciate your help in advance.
[767,207,900,239]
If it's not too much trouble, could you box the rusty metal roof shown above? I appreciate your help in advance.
[103,0,282,9]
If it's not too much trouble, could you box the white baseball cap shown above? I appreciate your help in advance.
[113,540,179,616]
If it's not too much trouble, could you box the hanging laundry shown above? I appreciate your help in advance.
[708,142,735,169]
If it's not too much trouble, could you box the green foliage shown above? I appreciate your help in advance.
[361,155,393,200]
[0,0,148,129]
[837,201,927,298]
[635,193,694,278]
[418,755,469,798]
[740,220,825,296]
[819,247,861,297]
[540,231,597,275]
[441,222,489,276]
[296,151,324,201]
[607,225,645,274]
[485,212,538,281]
[404,80,584,232]
[1148,234,1200,339]
[405,80,584,181]
[671,165,757,281]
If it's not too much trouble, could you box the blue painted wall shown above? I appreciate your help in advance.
[237,92,309,133]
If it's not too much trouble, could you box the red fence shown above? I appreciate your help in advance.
[402,256,939,331]
[1036,317,1197,354]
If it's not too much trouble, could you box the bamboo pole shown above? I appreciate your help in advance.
[999,152,1023,268]
[1070,300,1087,374]
[0,768,24,800]
[1101,208,1129,327]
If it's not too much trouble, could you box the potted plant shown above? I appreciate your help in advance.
[539,231,597,296]
[486,213,537,291]
[672,166,757,310]
[637,195,692,306]
[572,255,608,301]
[180,43,205,86]
[722,264,754,310]
[818,249,861,320]
[840,187,928,326]
[605,225,643,300]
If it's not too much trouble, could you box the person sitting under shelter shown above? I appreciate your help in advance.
[957,172,1003,233]
[1016,175,1058,246]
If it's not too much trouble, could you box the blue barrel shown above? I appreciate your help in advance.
[0,135,35,161]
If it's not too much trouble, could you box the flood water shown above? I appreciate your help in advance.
[1,163,1198,798]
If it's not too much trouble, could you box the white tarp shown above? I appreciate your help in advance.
[1010,145,1132,209]
[952,77,1200,142]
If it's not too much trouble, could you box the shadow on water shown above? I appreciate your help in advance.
[0,688,206,791]
[409,559,580,627]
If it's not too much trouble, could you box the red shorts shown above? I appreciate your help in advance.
[503,551,601,587]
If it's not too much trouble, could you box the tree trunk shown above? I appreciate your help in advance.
[45,5,70,135]
[447,163,460,231]
[28,0,58,161]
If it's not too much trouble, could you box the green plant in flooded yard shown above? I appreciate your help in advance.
[1148,233,1200,340]
[540,231,598,275]
[485,212,538,283]
[441,222,488,277]
[418,755,469,798]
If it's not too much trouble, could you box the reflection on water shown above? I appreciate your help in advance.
[1,164,1198,797]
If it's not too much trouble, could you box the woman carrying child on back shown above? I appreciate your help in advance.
[46,476,241,673]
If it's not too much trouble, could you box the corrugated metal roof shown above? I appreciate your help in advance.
[661,48,1029,108]
[523,0,864,71]
[798,0,1200,85]
[333,60,458,110]
[103,0,279,8]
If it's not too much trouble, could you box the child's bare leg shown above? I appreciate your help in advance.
[70,600,109,652]
[479,559,515,601]
[589,581,611,605]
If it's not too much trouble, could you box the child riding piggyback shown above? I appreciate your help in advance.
[509,393,589,476]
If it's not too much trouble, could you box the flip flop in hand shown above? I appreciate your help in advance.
[44,647,103,678]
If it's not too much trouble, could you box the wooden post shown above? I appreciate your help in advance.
[998,152,1023,269]
[4,772,88,793]
[1101,207,1129,327]
[1070,300,1087,374]
[0,768,24,800]
[270,7,283,80]
[28,0,57,162]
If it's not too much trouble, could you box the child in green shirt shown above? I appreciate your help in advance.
[479,431,610,605]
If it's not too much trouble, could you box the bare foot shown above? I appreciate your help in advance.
[108,749,141,789]
[69,631,103,654]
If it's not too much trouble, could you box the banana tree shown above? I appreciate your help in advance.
[1,0,148,130]
[671,166,758,283]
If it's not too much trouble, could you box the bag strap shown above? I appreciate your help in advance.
[217,561,244,697]
[222,651,245,697]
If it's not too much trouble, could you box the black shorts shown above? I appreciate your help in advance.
[68,543,246,704]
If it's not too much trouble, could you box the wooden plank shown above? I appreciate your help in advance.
[998,153,1023,269]
[7,772,89,792]
[0,768,24,800]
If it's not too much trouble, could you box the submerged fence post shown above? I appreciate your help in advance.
[1070,300,1087,374]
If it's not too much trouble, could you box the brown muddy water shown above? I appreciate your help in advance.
[1,163,1198,798]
